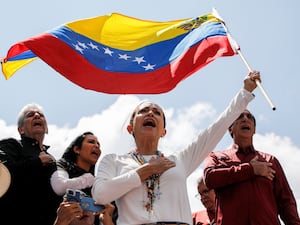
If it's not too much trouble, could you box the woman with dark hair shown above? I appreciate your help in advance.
[51,132,97,194]
[92,72,261,225]
[51,132,116,225]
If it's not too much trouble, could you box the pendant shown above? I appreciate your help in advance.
[154,188,162,199]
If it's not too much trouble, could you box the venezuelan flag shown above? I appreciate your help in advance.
[1,12,236,94]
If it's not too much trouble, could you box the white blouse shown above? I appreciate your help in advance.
[92,88,254,225]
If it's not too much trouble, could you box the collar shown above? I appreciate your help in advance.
[21,135,50,151]
[232,143,255,154]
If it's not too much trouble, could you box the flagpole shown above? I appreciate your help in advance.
[236,49,276,110]
[212,8,276,110]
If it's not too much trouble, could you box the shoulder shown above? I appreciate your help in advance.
[209,148,235,159]
[192,210,209,223]
[0,138,23,162]
[0,137,21,145]
[0,138,22,151]
[56,158,69,169]
[256,149,276,162]
[99,153,133,168]
[193,209,207,216]
[204,149,236,168]
[56,158,87,177]
[102,152,130,160]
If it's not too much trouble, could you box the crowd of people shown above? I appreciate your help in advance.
[0,71,299,225]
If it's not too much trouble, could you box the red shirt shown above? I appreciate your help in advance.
[192,210,215,225]
[204,144,300,225]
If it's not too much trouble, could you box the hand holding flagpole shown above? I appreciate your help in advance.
[212,8,276,110]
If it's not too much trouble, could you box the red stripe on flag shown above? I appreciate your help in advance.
[24,33,234,94]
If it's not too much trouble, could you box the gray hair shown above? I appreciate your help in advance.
[17,103,45,128]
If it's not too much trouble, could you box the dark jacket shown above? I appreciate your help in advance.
[0,136,61,225]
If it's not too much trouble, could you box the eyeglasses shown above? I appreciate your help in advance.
[195,189,211,199]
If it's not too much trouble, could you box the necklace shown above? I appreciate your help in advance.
[130,149,162,212]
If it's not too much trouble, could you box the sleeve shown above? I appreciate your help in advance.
[92,154,141,204]
[178,88,255,176]
[203,151,255,189]
[273,157,300,224]
[50,169,95,196]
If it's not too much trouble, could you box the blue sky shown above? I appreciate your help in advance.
[1,0,299,214]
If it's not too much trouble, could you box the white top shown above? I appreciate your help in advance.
[92,88,254,225]
[51,169,95,196]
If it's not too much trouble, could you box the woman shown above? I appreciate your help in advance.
[92,72,261,225]
[51,132,116,225]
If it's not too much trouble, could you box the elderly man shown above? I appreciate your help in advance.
[0,103,60,225]
[192,177,216,225]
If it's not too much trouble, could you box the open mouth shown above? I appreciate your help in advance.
[143,119,156,127]
[91,150,100,157]
[33,121,43,127]
[241,125,250,131]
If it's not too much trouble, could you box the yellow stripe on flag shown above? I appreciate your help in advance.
[2,58,37,79]
[65,13,219,51]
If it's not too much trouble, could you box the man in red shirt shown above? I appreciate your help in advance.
[192,177,216,225]
[204,109,300,225]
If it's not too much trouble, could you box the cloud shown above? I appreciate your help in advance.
[1,95,299,214]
